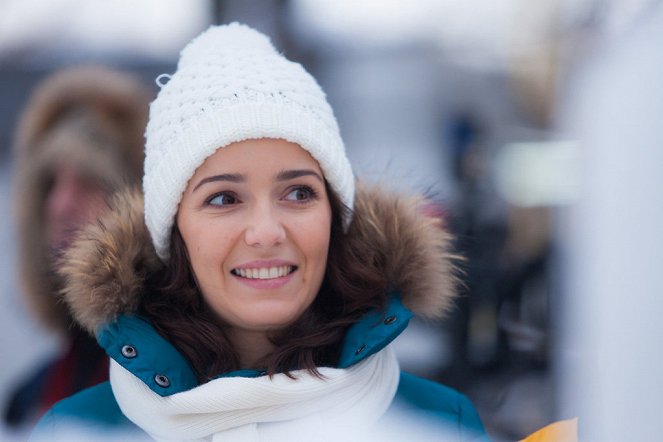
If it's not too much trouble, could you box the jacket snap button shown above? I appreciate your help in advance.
[121,345,137,358]
[154,374,170,388]
[384,315,397,325]
[355,344,366,356]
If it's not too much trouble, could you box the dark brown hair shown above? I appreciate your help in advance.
[140,185,389,382]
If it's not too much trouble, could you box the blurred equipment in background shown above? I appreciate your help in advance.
[3,65,151,428]
[441,110,556,440]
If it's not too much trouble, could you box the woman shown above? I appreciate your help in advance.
[6,65,150,428]
[32,23,490,441]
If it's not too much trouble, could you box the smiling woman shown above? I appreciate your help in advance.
[30,23,491,442]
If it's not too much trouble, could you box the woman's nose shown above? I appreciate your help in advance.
[244,204,286,248]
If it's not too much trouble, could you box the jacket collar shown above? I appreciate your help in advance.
[98,291,412,396]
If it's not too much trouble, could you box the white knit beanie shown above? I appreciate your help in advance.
[143,23,354,260]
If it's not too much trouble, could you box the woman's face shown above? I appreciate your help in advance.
[177,138,332,336]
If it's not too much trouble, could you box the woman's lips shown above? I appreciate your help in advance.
[231,261,298,289]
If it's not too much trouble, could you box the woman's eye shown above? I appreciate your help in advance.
[208,192,237,206]
[285,186,315,202]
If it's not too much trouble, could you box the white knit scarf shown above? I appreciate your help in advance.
[110,345,400,442]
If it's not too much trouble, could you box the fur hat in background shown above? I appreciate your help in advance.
[143,22,354,261]
[13,65,152,333]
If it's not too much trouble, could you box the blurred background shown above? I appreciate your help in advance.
[1,1,661,440]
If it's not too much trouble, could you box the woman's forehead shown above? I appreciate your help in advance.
[194,138,323,178]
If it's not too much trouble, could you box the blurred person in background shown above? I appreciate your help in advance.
[30,24,490,441]
[3,65,151,428]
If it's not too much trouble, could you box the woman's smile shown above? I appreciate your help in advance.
[230,260,298,289]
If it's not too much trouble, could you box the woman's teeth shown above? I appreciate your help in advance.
[232,266,294,279]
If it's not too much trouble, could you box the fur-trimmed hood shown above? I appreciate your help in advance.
[60,183,458,334]
[13,65,153,332]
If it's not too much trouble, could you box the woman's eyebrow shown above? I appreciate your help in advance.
[193,173,245,191]
[276,169,324,183]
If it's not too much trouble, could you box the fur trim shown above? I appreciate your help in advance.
[60,184,458,333]
[14,65,151,170]
[60,190,163,334]
[13,65,152,332]
[348,183,458,318]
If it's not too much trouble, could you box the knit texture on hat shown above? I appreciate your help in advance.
[144,23,354,260]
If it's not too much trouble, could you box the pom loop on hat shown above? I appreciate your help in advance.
[155,74,172,88]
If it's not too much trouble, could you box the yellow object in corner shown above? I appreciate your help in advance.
[520,418,578,442]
